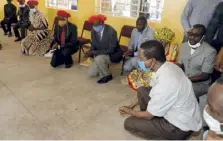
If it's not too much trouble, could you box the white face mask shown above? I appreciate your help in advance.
[30,8,37,13]
[19,4,26,7]
[203,106,223,135]
[188,36,204,49]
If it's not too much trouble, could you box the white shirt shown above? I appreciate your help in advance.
[147,62,202,132]
[190,48,196,55]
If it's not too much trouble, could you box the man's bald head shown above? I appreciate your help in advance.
[208,77,223,122]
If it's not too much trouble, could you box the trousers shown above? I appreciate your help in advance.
[124,87,192,140]
[123,57,139,72]
[1,18,17,33]
[88,55,111,78]
[50,47,77,67]
[13,21,29,39]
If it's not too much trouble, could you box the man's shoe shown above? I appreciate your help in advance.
[8,32,12,37]
[65,64,73,68]
[97,75,113,84]
[4,32,7,36]
[14,38,22,42]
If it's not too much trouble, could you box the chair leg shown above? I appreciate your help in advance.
[121,57,126,76]
[78,45,82,63]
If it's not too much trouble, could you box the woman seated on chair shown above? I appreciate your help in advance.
[21,0,49,56]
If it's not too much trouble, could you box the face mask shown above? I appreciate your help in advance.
[30,8,37,13]
[93,25,104,33]
[203,106,223,135]
[19,4,26,7]
[138,60,151,72]
[58,20,67,27]
[188,36,204,49]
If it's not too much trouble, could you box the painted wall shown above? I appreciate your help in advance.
[0,0,188,45]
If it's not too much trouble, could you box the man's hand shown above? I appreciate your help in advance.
[124,49,133,57]
[119,106,131,115]
[86,50,94,58]
[29,24,35,31]
[215,48,223,72]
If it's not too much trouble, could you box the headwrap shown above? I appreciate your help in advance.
[27,0,39,6]
[88,14,107,23]
[57,10,71,18]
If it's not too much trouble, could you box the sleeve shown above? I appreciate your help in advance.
[205,3,223,44]
[128,29,135,50]
[201,49,217,73]
[148,28,155,40]
[147,80,178,117]
[181,0,193,33]
[90,30,96,51]
[65,25,78,48]
[177,45,184,64]
[4,5,7,18]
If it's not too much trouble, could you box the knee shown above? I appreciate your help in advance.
[124,117,134,131]
[123,63,132,72]
[95,55,105,64]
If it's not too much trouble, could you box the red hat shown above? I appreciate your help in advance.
[27,0,39,6]
[57,10,71,18]
[88,14,107,23]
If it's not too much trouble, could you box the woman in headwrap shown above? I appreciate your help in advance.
[21,0,49,56]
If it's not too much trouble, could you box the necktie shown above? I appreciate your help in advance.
[97,32,102,41]
[60,28,65,46]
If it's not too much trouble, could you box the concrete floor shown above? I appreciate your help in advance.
[0,33,202,139]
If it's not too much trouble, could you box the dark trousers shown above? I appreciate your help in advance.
[1,19,17,33]
[50,47,78,68]
[13,21,29,39]
[124,87,192,140]
[210,39,223,83]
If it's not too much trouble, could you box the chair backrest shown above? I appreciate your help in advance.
[119,25,135,42]
[80,21,93,37]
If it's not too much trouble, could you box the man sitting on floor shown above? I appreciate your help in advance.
[13,0,30,42]
[50,10,78,68]
[178,24,217,98]
[203,77,223,140]
[1,0,17,37]
[86,14,122,84]
[119,40,202,140]
[123,16,154,72]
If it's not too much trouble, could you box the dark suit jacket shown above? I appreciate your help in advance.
[91,24,123,63]
[17,5,30,23]
[54,22,78,50]
[4,4,17,22]
[206,2,223,44]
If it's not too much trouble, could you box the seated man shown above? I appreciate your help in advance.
[50,10,78,68]
[123,16,154,72]
[178,24,217,98]
[87,14,122,84]
[203,77,223,140]
[119,40,202,140]
[1,0,17,37]
[13,0,30,42]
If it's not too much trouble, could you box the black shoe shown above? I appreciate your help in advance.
[8,32,12,37]
[97,75,113,84]
[65,64,73,68]
[4,32,7,36]
[14,38,22,42]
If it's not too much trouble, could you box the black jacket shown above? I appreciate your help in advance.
[54,22,78,49]
[206,2,223,44]
[17,5,30,23]
[91,24,123,63]
[4,3,17,22]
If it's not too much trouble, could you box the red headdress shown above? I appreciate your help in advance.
[57,10,71,18]
[27,0,39,6]
[88,14,107,23]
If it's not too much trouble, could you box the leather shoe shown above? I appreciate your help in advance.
[14,38,22,42]
[65,64,73,68]
[97,75,113,84]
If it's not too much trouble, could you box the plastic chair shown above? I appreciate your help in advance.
[119,25,135,75]
[78,21,93,63]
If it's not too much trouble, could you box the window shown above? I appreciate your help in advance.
[45,0,78,11]
[95,0,164,22]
